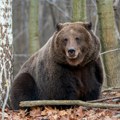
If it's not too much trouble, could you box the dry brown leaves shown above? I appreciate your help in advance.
[0,89,120,120]
[0,106,119,120]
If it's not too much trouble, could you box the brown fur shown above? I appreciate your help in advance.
[10,22,103,110]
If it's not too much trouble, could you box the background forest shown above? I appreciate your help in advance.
[13,0,120,88]
[0,0,120,119]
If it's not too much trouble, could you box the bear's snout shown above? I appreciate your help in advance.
[68,48,75,57]
[66,48,79,59]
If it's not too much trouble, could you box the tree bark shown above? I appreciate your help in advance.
[29,0,40,54]
[72,0,86,22]
[0,0,13,109]
[96,0,120,87]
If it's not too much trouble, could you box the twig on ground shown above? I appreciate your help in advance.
[88,96,120,103]
[20,100,120,109]
[102,87,120,92]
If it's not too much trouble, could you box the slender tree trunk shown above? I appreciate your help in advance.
[96,0,120,87]
[29,0,40,54]
[13,0,29,76]
[72,0,86,21]
[0,0,13,108]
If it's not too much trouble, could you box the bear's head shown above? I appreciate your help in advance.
[52,22,100,66]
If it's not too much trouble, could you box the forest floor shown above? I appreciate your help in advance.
[0,88,120,120]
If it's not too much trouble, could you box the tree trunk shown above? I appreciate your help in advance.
[96,0,120,87]
[29,0,40,54]
[0,0,13,108]
[72,0,86,22]
[13,0,29,76]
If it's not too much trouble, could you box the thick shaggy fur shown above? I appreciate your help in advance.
[10,22,103,110]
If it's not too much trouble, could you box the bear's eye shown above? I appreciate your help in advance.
[75,37,80,42]
[63,38,68,42]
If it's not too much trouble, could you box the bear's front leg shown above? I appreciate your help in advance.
[10,73,38,110]
[81,87,101,101]
[65,81,80,100]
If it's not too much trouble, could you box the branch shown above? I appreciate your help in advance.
[88,96,120,103]
[13,54,29,57]
[115,19,120,41]
[20,100,120,109]
[46,0,72,20]
[14,28,28,42]
[113,0,120,10]
[102,87,120,92]
[2,80,10,120]
[49,2,57,28]
[91,0,98,34]
[100,48,120,55]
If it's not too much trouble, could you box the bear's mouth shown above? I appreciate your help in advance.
[67,55,78,60]
[66,54,84,66]
[66,51,79,60]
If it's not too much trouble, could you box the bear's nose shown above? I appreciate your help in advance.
[68,49,75,56]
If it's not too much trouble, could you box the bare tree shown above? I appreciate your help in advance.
[29,0,40,54]
[13,0,30,76]
[96,0,120,87]
[0,0,13,119]
[72,0,86,21]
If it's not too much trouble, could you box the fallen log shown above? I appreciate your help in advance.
[20,100,120,109]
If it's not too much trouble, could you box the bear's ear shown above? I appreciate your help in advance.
[83,22,92,30]
[56,23,64,31]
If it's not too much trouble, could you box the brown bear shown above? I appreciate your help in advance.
[10,22,103,110]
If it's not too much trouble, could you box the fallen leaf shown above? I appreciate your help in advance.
[30,107,41,118]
